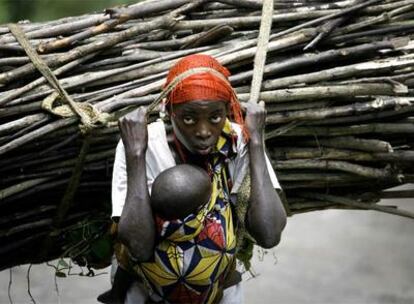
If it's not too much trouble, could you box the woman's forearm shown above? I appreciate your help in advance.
[247,138,287,248]
[117,106,155,261]
[117,151,155,262]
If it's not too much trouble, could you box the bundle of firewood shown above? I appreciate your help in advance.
[1,0,413,270]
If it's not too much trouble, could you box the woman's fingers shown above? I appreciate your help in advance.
[118,106,149,153]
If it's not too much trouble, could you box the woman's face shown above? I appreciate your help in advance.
[170,100,228,155]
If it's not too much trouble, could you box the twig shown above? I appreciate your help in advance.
[298,192,414,219]
[27,264,36,304]
[8,268,13,304]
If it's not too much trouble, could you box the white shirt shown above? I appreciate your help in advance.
[111,119,280,303]
[112,119,280,218]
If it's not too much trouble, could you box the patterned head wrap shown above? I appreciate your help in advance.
[164,54,247,139]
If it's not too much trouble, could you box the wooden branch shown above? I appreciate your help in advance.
[272,159,395,179]
[269,0,383,40]
[230,39,408,84]
[266,96,413,124]
[238,84,399,103]
[0,0,207,85]
[38,0,194,53]
[262,55,414,90]
[266,123,414,139]
[298,192,414,219]
[0,118,76,157]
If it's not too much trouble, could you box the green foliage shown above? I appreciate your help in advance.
[0,0,139,23]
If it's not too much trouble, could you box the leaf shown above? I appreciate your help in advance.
[55,271,67,278]
[58,259,69,268]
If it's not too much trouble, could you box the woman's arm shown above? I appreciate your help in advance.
[244,101,287,248]
[117,106,155,261]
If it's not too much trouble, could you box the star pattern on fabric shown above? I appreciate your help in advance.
[135,120,239,304]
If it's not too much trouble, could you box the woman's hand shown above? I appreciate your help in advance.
[118,106,148,155]
[243,100,266,143]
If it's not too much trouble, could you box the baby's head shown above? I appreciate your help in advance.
[151,164,212,220]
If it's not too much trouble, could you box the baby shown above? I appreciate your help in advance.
[98,164,212,304]
[151,164,212,220]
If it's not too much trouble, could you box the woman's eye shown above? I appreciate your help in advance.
[210,115,222,124]
[183,117,195,125]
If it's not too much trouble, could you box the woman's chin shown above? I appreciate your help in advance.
[193,146,213,155]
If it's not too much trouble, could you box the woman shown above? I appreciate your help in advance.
[111,54,287,303]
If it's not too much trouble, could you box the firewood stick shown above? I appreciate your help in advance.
[38,0,194,53]
[0,113,47,135]
[269,0,384,40]
[266,123,414,139]
[262,55,414,90]
[0,53,97,106]
[0,0,207,85]
[381,189,414,198]
[270,147,381,161]
[307,104,414,125]
[273,159,395,179]
[173,11,338,31]
[276,172,364,182]
[0,118,76,157]
[298,192,414,219]
[266,96,413,124]
[333,3,414,36]
[0,15,109,45]
[238,84,400,103]
[0,177,53,200]
[326,21,414,45]
[218,29,316,65]
[269,148,414,163]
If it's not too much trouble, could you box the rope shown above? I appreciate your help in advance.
[249,0,274,104]
[235,0,274,270]
[8,24,112,133]
[41,92,113,133]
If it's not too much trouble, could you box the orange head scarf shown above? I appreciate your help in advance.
[164,54,247,139]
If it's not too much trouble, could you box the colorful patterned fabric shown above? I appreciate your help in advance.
[123,119,239,304]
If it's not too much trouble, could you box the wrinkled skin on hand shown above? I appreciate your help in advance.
[118,106,148,155]
[242,100,266,142]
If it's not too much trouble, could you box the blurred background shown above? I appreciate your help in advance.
[0,0,137,24]
[1,2,414,303]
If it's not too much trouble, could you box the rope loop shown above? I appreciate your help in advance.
[41,92,114,133]
[8,23,113,134]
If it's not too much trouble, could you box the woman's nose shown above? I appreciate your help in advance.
[196,123,212,140]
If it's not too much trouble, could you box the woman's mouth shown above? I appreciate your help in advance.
[194,145,213,155]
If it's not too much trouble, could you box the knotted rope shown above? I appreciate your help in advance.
[8,23,113,133]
